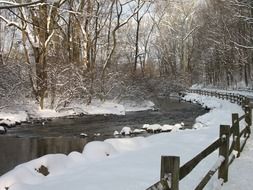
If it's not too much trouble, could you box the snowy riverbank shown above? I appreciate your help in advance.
[0,100,155,127]
[0,93,251,190]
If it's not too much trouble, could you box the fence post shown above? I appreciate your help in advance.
[232,113,240,157]
[218,125,230,183]
[245,105,252,136]
[160,156,180,190]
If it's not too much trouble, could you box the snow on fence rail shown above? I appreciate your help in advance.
[186,89,251,107]
[146,90,252,190]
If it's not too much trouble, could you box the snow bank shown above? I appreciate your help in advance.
[35,109,76,118]
[105,137,148,153]
[0,136,148,190]
[0,154,75,189]
[183,93,245,130]
[184,93,221,109]
[82,101,125,115]
[0,99,155,120]
[38,99,155,117]
[82,141,117,161]
[0,111,28,127]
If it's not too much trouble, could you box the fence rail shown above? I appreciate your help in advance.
[146,90,252,190]
[186,89,250,107]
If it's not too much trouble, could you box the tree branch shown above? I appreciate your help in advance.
[0,0,45,10]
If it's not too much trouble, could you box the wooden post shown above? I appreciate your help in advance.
[218,125,230,183]
[245,105,252,136]
[239,96,242,105]
[232,113,240,157]
[160,156,180,190]
[242,97,246,108]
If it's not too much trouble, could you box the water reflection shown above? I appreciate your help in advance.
[0,136,87,176]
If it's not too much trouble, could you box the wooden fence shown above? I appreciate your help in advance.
[146,90,252,190]
[186,89,250,107]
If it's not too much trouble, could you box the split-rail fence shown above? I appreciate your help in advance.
[146,89,252,190]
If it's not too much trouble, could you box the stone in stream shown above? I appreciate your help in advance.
[132,129,146,134]
[94,133,101,137]
[120,127,132,136]
[80,133,88,138]
[0,126,7,134]
[113,131,120,136]
[0,119,16,128]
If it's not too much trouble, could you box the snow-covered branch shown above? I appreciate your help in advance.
[0,0,45,10]
[232,41,253,49]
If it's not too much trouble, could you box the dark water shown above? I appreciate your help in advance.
[0,98,207,176]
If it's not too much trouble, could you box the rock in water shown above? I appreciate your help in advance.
[80,133,88,138]
[0,126,7,134]
[120,127,132,136]
[113,131,119,136]
[0,119,16,128]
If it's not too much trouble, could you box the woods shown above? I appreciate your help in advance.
[0,0,252,109]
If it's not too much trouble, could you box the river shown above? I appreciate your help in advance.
[0,98,207,176]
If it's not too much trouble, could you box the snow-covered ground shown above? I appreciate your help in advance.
[0,93,252,190]
[222,135,253,190]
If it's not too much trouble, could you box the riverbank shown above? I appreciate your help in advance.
[0,93,250,190]
[0,99,155,128]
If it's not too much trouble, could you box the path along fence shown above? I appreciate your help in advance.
[146,89,252,190]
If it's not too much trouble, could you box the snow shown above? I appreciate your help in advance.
[82,141,117,161]
[113,130,119,136]
[120,127,132,135]
[35,109,76,118]
[0,111,28,126]
[0,99,155,122]
[66,100,155,116]
[132,129,146,134]
[142,123,184,132]
[222,134,253,190]
[0,92,251,190]
[105,137,148,153]
[0,126,5,132]
[79,133,88,138]
[81,101,125,115]
[142,124,161,131]
[210,156,224,172]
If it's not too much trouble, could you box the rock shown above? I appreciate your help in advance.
[120,127,132,136]
[80,133,88,138]
[152,107,159,111]
[132,129,146,134]
[0,119,16,128]
[35,165,49,176]
[0,126,7,134]
[113,131,120,136]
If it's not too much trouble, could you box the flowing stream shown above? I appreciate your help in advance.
[0,98,207,176]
